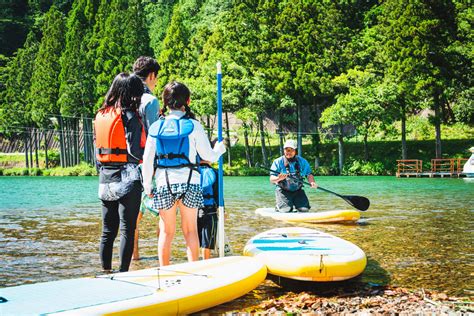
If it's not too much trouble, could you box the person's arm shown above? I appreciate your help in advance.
[300,157,317,188]
[193,121,226,162]
[142,134,156,196]
[143,97,159,132]
[124,111,144,161]
[269,159,288,184]
[307,174,317,188]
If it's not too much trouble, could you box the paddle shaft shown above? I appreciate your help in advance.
[216,62,225,257]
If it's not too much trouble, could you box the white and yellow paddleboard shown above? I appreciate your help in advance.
[1,256,267,315]
[244,227,366,282]
[255,208,360,224]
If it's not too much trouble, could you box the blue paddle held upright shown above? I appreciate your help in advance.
[216,62,225,257]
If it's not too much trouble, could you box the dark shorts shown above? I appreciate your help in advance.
[197,207,218,249]
[275,186,310,212]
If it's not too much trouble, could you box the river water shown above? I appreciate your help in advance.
[1,176,473,300]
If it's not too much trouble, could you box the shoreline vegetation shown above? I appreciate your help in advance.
[1,139,472,177]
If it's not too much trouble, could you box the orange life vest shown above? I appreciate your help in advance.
[94,107,146,164]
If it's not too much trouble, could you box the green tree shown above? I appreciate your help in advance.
[158,3,192,87]
[0,31,39,134]
[375,0,460,159]
[29,5,65,126]
[0,0,30,56]
[58,0,98,116]
[93,0,151,108]
[145,0,177,58]
[447,1,473,124]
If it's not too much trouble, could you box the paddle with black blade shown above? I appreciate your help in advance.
[256,164,370,211]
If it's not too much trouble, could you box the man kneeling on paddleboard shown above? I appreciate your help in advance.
[270,139,317,212]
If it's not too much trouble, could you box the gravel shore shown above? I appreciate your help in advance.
[201,279,473,315]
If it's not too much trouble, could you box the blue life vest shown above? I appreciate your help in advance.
[200,165,217,207]
[277,156,303,192]
[149,117,195,168]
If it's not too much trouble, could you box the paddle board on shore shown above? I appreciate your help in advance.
[0,256,267,315]
[255,208,360,223]
[243,227,366,282]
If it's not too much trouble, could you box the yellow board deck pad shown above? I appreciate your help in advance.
[244,227,366,282]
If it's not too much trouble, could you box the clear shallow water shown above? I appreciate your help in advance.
[0,176,473,296]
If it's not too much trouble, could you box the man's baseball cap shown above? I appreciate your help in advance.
[283,139,297,149]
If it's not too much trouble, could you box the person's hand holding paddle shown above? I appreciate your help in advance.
[307,174,318,189]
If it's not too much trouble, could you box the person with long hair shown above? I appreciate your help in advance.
[94,72,145,272]
[141,81,226,266]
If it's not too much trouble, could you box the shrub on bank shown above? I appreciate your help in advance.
[0,164,97,176]
[344,160,389,176]
[48,164,97,176]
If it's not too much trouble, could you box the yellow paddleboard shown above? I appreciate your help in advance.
[255,208,360,223]
[244,227,366,282]
[1,256,267,315]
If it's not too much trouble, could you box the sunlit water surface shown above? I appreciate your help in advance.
[1,176,472,302]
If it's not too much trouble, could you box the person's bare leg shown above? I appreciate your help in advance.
[178,201,199,262]
[158,203,177,266]
[202,248,211,260]
[132,211,143,260]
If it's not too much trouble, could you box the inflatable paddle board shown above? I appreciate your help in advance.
[244,227,366,281]
[255,208,360,223]
[1,256,266,315]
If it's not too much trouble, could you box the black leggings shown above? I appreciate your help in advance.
[100,181,141,272]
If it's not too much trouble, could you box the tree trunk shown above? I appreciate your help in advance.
[401,105,407,160]
[278,110,284,156]
[74,119,80,165]
[363,133,369,161]
[58,116,65,167]
[338,124,344,175]
[312,103,322,168]
[225,111,231,167]
[64,119,70,167]
[434,92,442,159]
[258,114,268,166]
[244,127,251,167]
[87,117,95,165]
[24,132,29,168]
[266,132,273,159]
[82,116,88,164]
[297,102,302,155]
[45,131,49,169]
[206,115,211,139]
[29,129,33,168]
[34,129,39,168]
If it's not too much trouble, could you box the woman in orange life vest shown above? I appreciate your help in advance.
[95,73,146,273]
[141,81,226,266]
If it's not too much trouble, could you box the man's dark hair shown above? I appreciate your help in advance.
[133,56,160,80]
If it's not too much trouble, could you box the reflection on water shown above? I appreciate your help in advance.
[0,176,473,296]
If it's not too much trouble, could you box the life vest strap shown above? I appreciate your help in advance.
[157,163,198,170]
[157,153,189,160]
[96,148,129,155]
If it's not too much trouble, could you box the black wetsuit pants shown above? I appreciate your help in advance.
[99,181,141,272]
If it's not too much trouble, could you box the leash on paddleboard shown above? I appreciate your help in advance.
[256,164,370,211]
